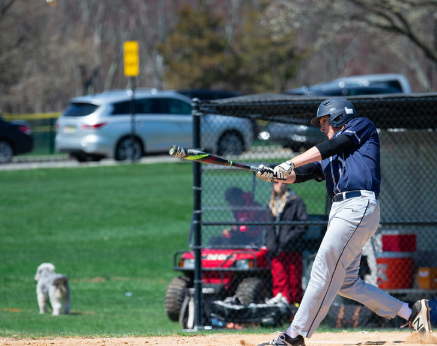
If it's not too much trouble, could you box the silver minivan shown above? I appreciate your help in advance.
[55,90,253,162]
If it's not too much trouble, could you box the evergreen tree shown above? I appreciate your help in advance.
[157,1,307,93]
[156,2,229,89]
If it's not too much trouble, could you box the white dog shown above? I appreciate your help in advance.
[34,263,70,315]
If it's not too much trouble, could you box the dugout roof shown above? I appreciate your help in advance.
[197,93,437,129]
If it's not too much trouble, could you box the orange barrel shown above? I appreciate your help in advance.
[381,231,416,252]
[376,252,415,289]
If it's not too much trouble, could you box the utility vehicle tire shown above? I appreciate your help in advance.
[165,276,191,322]
[235,277,265,305]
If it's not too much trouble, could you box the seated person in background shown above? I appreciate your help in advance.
[209,187,265,246]
[265,181,308,305]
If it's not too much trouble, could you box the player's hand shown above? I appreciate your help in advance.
[274,160,295,180]
[256,165,274,182]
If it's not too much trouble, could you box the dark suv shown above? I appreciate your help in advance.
[285,84,403,97]
[269,74,411,152]
[285,73,412,96]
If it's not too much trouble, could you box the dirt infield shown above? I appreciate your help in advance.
[1,331,437,346]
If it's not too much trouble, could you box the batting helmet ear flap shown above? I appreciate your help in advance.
[332,113,345,125]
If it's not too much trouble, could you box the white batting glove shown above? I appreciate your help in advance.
[274,160,295,180]
[256,165,274,182]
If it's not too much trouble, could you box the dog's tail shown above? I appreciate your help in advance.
[53,276,69,299]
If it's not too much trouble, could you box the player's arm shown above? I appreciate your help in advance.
[315,134,355,160]
[256,135,354,182]
[273,135,355,180]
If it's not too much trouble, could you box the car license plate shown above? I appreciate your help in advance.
[63,125,76,133]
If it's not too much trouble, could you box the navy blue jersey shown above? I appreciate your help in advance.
[315,117,381,198]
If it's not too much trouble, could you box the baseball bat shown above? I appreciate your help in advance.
[169,145,260,173]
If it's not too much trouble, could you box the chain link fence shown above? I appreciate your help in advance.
[166,93,437,330]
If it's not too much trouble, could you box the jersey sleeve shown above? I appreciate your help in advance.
[340,118,375,146]
[294,162,325,183]
[315,135,355,159]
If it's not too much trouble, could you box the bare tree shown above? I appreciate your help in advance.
[286,0,437,91]
[2,0,437,114]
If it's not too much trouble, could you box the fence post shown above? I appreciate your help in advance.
[192,98,203,329]
[49,115,55,155]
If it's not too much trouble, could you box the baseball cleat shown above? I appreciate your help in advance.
[407,299,432,334]
[269,332,305,346]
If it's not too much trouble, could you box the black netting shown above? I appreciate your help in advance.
[170,93,437,329]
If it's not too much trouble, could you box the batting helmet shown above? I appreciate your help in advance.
[310,97,356,127]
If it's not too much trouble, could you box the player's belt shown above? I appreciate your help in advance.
[332,190,379,203]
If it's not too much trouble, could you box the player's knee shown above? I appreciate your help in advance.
[339,276,361,294]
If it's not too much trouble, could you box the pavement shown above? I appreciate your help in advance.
[0,155,179,171]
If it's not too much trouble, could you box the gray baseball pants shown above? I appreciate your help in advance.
[290,191,404,338]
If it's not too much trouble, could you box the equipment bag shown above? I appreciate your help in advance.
[210,298,293,327]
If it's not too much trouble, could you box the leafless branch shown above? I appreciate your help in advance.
[0,0,16,21]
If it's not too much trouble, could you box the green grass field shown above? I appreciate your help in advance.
[0,163,195,337]
[0,162,327,337]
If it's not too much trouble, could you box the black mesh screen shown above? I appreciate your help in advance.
[170,93,437,329]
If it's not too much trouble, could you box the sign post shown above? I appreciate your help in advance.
[124,41,139,162]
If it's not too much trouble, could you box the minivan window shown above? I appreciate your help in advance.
[112,99,164,115]
[136,98,163,113]
[165,98,191,115]
[112,101,131,115]
[63,103,99,117]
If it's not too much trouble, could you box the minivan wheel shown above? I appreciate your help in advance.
[0,141,14,163]
[218,131,244,156]
[115,137,142,161]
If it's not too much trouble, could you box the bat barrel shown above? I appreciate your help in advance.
[168,145,261,174]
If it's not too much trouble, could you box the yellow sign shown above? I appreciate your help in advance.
[124,41,139,76]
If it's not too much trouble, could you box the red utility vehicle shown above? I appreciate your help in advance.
[165,246,272,322]
[164,214,327,322]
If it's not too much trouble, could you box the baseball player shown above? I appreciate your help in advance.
[256,97,432,346]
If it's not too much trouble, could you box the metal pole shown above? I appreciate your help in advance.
[130,77,136,162]
[49,115,55,155]
[192,98,202,329]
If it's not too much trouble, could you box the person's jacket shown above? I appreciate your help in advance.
[264,190,308,256]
